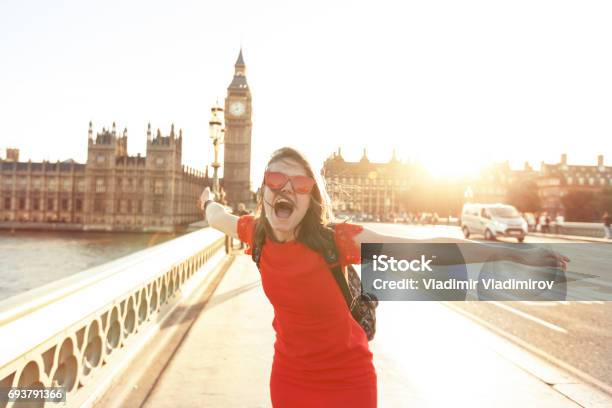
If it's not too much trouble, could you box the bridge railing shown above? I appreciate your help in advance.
[0,228,228,407]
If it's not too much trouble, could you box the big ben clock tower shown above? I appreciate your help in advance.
[223,49,253,206]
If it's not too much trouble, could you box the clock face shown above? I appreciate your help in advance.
[229,101,246,117]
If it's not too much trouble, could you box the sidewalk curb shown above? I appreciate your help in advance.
[442,302,612,408]
[530,232,612,244]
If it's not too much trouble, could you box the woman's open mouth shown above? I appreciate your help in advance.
[273,198,295,219]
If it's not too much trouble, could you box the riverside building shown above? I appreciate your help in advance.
[0,123,210,232]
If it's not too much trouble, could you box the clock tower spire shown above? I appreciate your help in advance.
[228,48,249,90]
[223,48,253,207]
[235,48,246,76]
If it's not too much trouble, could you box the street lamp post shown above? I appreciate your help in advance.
[209,102,225,197]
[464,186,474,203]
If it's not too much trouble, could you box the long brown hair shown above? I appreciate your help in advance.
[253,147,334,256]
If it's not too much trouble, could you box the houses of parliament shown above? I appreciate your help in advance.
[0,50,254,232]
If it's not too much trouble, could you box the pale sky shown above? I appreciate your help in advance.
[1,0,611,184]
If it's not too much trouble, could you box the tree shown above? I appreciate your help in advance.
[596,188,612,217]
[561,191,597,221]
[506,180,540,212]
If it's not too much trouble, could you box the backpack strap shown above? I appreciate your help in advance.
[324,224,354,309]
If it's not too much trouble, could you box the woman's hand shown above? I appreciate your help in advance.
[196,187,240,239]
[198,187,215,211]
[522,247,570,270]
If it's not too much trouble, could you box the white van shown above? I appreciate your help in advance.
[461,203,528,242]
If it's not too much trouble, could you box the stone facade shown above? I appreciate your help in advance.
[0,122,210,232]
[322,148,423,219]
[467,154,612,214]
[537,154,612,214]
[324,149,612,217]
[468,161,537,204]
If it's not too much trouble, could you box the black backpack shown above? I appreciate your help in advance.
[251,224,378,341]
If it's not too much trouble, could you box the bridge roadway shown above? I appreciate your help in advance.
[102,250,610,407]
[367,223,612,393]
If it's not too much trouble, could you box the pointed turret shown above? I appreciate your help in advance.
[390,148,398,163]
[88,121,93,140]
[332,147,344,162]
[147,122,152,141]
[235,48,245,68]
[360,147,369,163]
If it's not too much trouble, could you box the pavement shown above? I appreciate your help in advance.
[140,253,611,408]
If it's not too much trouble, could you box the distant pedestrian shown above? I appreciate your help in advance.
[525,213,536,232]
[603,212,612,239]
[233,203,250,248]
[234,202,249,217]
[538,213,547,233]
[544,214,551,234]
[555,213,565,234]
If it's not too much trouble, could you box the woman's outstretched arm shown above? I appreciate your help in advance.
[198,187,240,239]
[353,225,569,269]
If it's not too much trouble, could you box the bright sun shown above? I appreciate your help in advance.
[402,146,483,181]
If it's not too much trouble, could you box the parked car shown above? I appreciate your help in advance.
[461,203,528,242]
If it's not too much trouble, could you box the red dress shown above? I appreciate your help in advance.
[237,215,377,408]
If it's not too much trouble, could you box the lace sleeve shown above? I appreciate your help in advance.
[333,222,364,266]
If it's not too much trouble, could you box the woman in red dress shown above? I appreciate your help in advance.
[199,147,569,407]
[200,147,377,407]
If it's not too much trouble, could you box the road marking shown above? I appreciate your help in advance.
[520,301,558,307]
[490,301,568,334]
[587,278,612,289]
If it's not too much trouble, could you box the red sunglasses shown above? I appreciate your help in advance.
[264,171,316,194]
